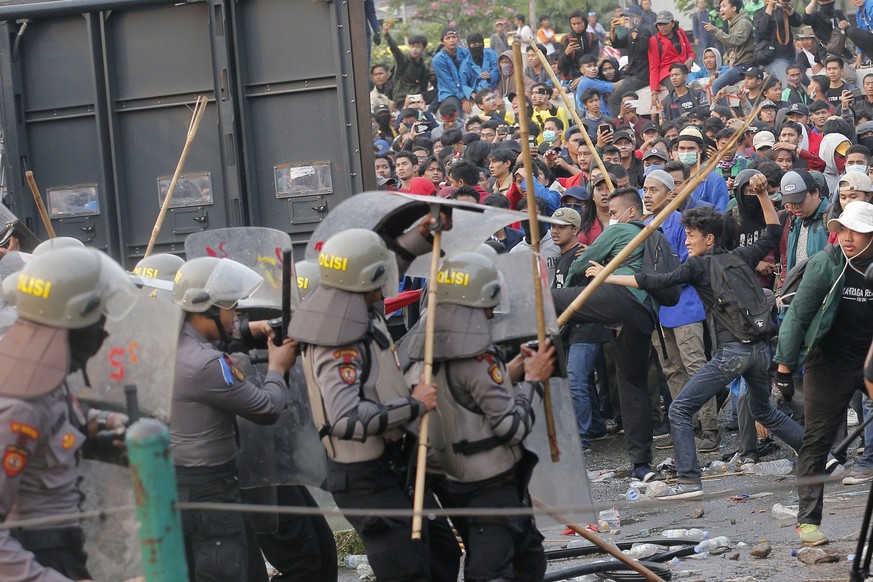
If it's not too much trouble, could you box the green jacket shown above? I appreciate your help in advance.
[773,244,845,369]
[566,222,649,304]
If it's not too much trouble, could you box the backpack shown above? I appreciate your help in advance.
[623,221,683,307]
[777,244,838,307]
[708,252,777,343]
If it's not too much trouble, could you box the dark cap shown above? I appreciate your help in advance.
[787,102,810,116]
[374,104,391,115]
[590,172,617,188]
[684,109,705,121]
[561,186,590,202]
[780,169,817,204]
[612,130,635,144]
[656,10,675,23]
[622,4,643,16]
[760,100,778,110]
[643,146,670,161]
[441,26,459,39]
[641,120,659,134]
[743,66,764,79]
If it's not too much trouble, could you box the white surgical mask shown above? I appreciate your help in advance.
[608,207,631,226]
[678,151,699,165]
[542,129,558,143]
[846,164,869,174]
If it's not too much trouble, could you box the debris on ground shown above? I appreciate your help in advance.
[771,503,799,520]
[795,547,841,564]
[750,542,772,558]
[690,508,705,519]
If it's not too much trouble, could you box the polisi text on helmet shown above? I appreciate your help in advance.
[318,253,348,272]
[437,269,470,286]
[16,274,52,299]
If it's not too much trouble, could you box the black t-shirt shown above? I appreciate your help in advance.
[554,244,613,344]
[553,244,579,289]
[820,259,873,368]
[825,84,845,111]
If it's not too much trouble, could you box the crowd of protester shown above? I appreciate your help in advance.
[368,0,873,547]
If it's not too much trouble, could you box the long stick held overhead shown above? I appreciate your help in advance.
[556,101,765,327]
[144,95,209,258]
[25,171,56,239]
[512,41,560,462]
[526,40,613,192]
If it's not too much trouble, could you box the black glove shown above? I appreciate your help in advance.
[373,32,381,45]
[773,370,795,402]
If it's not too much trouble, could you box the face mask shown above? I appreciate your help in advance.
[861,137,873,152]
[470,47,484,60]
[678,151,699,165]
[820,2,834,14]
[542,130,558,143]
[836,156,846,175]
[69,320,109,371]
[608,207,630,226]
[846,164,869,174]
[500,63,513,76]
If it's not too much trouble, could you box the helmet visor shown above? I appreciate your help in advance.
[380,253,400,300]
[97,253,139,321]
[205,259,264,310]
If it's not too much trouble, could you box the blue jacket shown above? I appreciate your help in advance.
[574,76,614,117]
[692,171,729,211]
[433,46,471,102]
[645,211,706,327]
[459,49,499,99]
[522,181,561,216]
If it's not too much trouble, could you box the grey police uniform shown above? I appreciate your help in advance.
[406,304,548,582]
[171,321,288,582]
[0,321,94,582]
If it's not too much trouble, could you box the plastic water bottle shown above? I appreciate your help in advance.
[625,543,667,559]
[626,487,641,502]
[662,528,709,541]
[708,460,731,472]
[694,536,731,554]
[597,508,621,532]
[344,554,369,568]
[754,459,794,475]
[644,480,671,498]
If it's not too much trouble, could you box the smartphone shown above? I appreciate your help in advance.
[626,99,640,109]
[528,135,537,148]
[497,125,509,135]
[414,122,428,133]
[851,87,864,100]
[598,123,612,134]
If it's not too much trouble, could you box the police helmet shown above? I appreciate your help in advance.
[317,229,397,295]
[295,260,320,300]
[436,252,502,308]
[172,257,264,313]
[133,253,185,282]
[32,236,86,256]
[6,247,136,329]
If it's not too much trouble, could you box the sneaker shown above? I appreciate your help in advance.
[605,419,622,435]
[654,481,704,500]
[652,419,671,439]
[696,431,722,453]
[848,409,860,427]
[654,435,673,450]
[825,458,846,479]
[842,468,873,485]
[631,464,657,482]
[724,417,739,432]
[796,524,829,546]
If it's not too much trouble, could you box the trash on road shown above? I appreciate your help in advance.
[771,503,799,520]
[795,547,841,564]
[749,542,772,558]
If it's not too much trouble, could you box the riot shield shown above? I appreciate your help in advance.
[185,227,298,315]
[490,250,559,344]
[0,251,31,337]
[0,205,41,252]
[304,191,561,278]
[83,294,183,423]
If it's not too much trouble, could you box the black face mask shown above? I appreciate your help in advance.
[860,136,873,152]
[820,2,835,15]
[470,46,484,63]
[69,319,108,372]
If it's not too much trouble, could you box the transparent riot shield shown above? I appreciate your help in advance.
[0,251,29,337]
[490,250,559,343]
[185,227,298,314]
[83,295,183,423]
[0,205,41,252]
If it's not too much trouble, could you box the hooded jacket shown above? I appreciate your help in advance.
[495,50,535,99]
[818,133,851,196]
[712,11,755,67]
[725,169,781,287]
[385,31,430,105]
[688,47,728,82]
[648,26,695,91]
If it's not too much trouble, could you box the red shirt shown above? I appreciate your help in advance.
[648,28,694,92]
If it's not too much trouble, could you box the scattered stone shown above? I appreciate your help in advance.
[796,547,841,564]
[730,519,737,525]
[690,508,705,519]
[727,551,740,560]
[750,542,772,558]
[710,545,730,555]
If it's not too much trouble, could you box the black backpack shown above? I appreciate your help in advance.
[708,252,776,343]
[624,221,683,307]
[778,244,838,307]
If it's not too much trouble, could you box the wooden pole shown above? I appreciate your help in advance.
[556,101,764,327]
[24,171,56,239]
[531,495,666,582]
[512,41,560,462]
[526,40,613,191]
[144,96,209,258]
[411,209,442,540]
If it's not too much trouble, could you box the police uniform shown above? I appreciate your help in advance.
[406,253,548,582]
[290,228,461,582]
[0,247,136,581]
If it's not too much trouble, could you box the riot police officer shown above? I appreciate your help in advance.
[290,228,462,582]
[406,251,555,582]
[133,252,184,282]
[0,246,134,581]
[171,256,298,582]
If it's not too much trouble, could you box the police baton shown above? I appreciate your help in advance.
[411,204,443,541]
[513,41,560,462]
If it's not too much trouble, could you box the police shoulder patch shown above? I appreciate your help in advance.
[338,364,357,386]
[487,363,503,384]
[332,348,360,363]
[2,445,28,476]
[218,356,244,386]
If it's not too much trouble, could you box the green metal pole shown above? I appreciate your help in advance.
[126,418,188,581]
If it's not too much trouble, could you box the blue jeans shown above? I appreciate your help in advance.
[669,341,805,482]
[568,342,605,448]
[711,65,748,94]
[859,395,873,470]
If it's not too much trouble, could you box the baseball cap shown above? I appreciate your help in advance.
[552,207,582,228]
[828,200,873,233]
[561,186,590,202]
[839,171,873,193]
[641,121,659,135]
[743,66,764,79]
[441,26,459,39]
[797,25,815,38]
[685,109,705,122]
[656,10,674,24]
[753,131,776,150]
[780,170,817,204]
[622,5,643,16]
[612,130,635,144]
[643,146,670,161]
[787,102,810,116]
[590,172,617,188]
[645,169,675,191]
[760,100,778,110]
[374,104,391,115]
